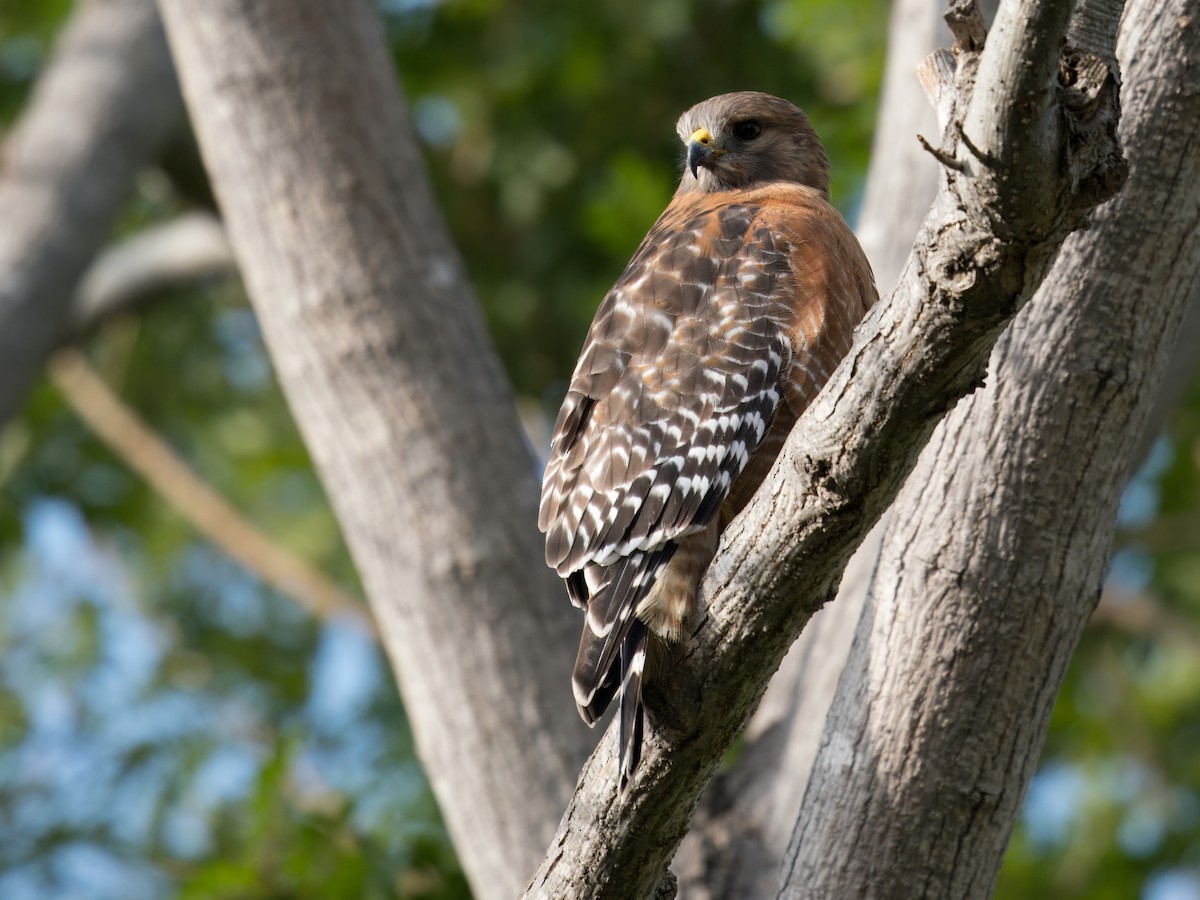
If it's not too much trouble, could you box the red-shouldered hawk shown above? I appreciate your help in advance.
[539,92,878,793]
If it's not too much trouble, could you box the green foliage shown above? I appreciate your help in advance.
[0,0,70,120]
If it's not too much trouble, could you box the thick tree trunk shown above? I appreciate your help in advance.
[780,0,1200,896]
[154,3,591,898]
[0,0,179,426]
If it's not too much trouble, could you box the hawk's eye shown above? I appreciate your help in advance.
[732,120,762,141]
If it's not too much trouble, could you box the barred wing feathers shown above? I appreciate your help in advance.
[539,185,874,725]
[541,197,787,565]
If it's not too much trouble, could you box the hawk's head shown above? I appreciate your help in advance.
[674,91,830,199]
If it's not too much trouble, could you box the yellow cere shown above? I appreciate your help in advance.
[690,128,712,146]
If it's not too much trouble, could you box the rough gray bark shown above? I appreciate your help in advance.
[153,3,591,898]
[673,526,882,899]
[675,1,946,893]
[523,0,1125,895]
[0,0,179,426]
[780,0,1200,896]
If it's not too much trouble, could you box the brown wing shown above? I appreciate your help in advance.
[539,193,791,576]
[540,191,777,709]
[539,185,876,714]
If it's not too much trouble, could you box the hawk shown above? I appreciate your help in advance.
[538,92,878,792]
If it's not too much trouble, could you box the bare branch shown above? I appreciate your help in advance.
[0,0,180,427]
[525,0,1127,894]
[960,0,1073,180]
[945,0,988,51]
[917,49,959,132]
[917,132,968,171]
[50,349,374,636]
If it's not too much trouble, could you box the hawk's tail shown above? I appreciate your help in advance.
[571,619,648,792]
[574,619,649,793]
[618,620,648,796]
[572,547,674,721]
[572,548,673,793]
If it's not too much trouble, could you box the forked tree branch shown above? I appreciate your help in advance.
[523,0,1126,895]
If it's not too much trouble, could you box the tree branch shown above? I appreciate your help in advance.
[0,0,180,428]
[154,2,592,897]
[49,348,374,636]
[524,0,1128,896]
[780,0,1200,895]
[70,212,234,336]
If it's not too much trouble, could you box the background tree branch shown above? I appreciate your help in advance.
[69,212,234,336]
[153,2,592,897]
[781,0,1200,896]
[0,0,180,426]
[49,347,371,635]
[524,0,1127,895]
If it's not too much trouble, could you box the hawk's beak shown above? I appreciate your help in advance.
[687,128,719,179]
